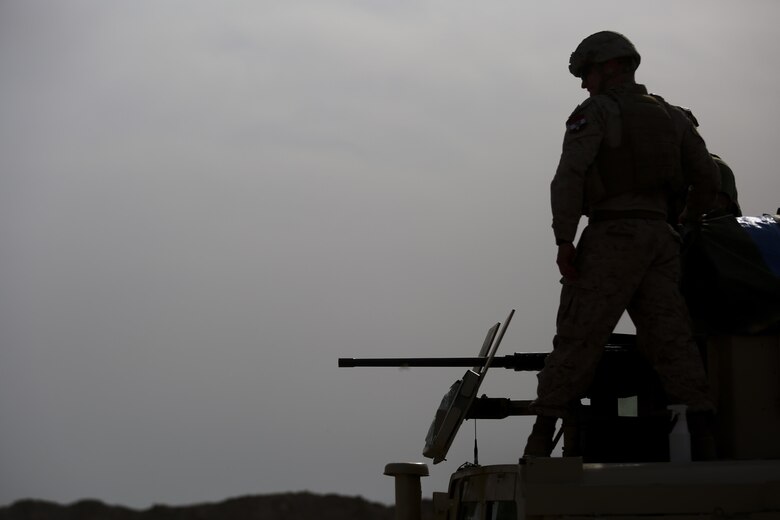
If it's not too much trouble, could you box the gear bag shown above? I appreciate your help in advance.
[681,212,780,334]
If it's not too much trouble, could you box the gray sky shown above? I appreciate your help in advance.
[1,0,779,509]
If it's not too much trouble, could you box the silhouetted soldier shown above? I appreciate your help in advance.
[524,31,719,459]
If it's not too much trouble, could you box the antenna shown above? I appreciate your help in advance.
[473,419,479,465]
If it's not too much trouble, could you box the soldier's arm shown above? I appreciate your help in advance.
[678,119,720,219]
[551,99,607,244]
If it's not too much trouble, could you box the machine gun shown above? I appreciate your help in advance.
[338,254,780,519]
[339,310,645,463]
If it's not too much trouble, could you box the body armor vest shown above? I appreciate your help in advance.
[594,89,680,201]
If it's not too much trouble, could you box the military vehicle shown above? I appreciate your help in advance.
[339,212,780,520]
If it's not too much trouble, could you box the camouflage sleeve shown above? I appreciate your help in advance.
[551,98,607,244]
[674,111,720,217]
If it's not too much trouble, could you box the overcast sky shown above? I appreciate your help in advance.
[1,0,779,509]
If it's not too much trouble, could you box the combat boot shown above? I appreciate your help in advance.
[688,411,718,461]
[523,415,558,457]
[562,419,582,457]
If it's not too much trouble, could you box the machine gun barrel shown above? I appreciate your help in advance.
[338,353,548,371]
[338,333,638,371]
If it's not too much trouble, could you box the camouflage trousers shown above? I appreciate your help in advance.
[530,219,714,417]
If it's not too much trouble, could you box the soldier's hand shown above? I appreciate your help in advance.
[556,243,578,279]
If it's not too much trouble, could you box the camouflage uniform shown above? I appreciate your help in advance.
[530,83,720,417]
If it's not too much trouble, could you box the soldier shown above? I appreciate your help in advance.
[675,107,742,218]
[524,31,720,458]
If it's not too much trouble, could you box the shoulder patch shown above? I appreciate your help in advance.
[565,98,596,133]
[566,113,588,133]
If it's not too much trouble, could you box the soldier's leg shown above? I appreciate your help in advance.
[627,225,717,460]
[626,225,713,412]
[531,222,649,417]
[527,220,672,458]
[526,223,652,458]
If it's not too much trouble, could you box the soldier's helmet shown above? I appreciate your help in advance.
[569,31,641,78]
[712,155,741,215]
